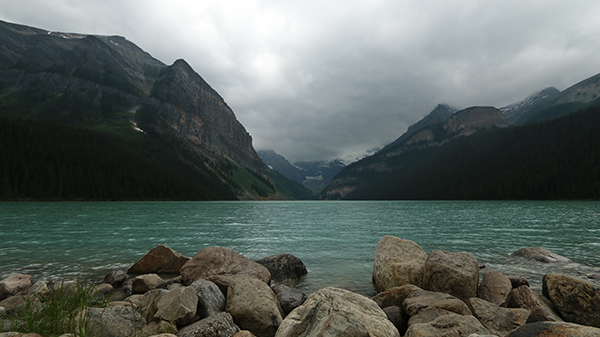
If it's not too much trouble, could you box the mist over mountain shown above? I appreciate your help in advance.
[0,20,306,200]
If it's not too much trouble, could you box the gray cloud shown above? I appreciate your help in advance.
[2,0,600,162]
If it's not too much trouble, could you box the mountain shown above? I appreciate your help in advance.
[500,87,560,124]
[514,72,600,125]
[257,150,346,194]
[321,105,508,199]
[0,20,292,200]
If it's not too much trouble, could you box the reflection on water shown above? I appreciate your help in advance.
[1,200,599,296]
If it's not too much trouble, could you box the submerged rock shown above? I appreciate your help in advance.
[373,235,428,292]
[511,247,572,263]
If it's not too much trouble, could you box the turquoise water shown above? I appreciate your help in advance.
[1,201,599,296]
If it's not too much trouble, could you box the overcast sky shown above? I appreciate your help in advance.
[2,0,600,162]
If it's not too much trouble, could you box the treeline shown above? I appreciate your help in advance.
[344,106,600,200]
[0,116,236,201]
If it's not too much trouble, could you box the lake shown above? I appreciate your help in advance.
[1,200,599,296]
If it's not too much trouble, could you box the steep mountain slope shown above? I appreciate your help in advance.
[501,87,560,124]
[321,106,508,199]
[0,20,280,200]
[515,72,600,125]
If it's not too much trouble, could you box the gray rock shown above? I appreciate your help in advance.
[27,281,48,295]
[407,308,455,327]
[469,297,530,337]
[477,271,512,306]
[137,289,168,323]
[275,287,399,337]
[405,312,490,337]
[233,332,257,337]
[371,284,422,309]
[422,250,479,302]
[190,279,226,319]
[104,270,128,286]
[373,235,428,292]
[506,321,600,337]
[270,283,306,316]
[256,254,307,281]
[0,273,33,300]
[94,283,114,299]
[141,320,178,336]
[542,273,600,327]
[132,273,167,294]
[154,286,198,327]
[226,277,284,337]
[505,285,562,323]
[85,305,146,337]
[177,312,240,337]
[511,247,572,263]
[180,247,271,288]
[403,290,472,317]
[383,306,408,335]
[128,245,191,275]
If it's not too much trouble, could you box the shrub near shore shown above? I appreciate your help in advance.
[1,238,600,337]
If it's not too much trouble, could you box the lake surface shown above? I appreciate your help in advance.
[1,201,599,296]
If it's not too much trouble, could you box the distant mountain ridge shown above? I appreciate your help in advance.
[500,87,560,124]
[0,19,300,200]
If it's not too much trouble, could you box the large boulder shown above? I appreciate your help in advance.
[511,247,572,263]
[256,254,307,281]
[506,321,600,337]
[505,285,562,323]
[226,277,284,337]
[190,279,226,319]
[275,287,399,337]
[0,273,33,300]
[402,290,471,317]
[469,297,530,337]
[85,305,146,337]
[371,284,422,309]
[180,247,271,288]
[178,312,240,337]
[271,283,306,316]
[154,286,198,327]
[404,312,490,337]
[128,245,190,275]
[422,250,479,302]
[132,273,167,294]
[373,236,428,292]
[477,271,512,306]
[542,273,600,327]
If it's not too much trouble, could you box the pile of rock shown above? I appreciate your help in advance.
[1,238,600,337]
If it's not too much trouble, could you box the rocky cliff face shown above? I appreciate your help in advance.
[0,20,267,182]
[501,87,560,124]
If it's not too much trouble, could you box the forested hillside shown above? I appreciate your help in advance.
[337,106,600,200]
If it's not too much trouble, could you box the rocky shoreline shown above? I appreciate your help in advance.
[2,235,600,337]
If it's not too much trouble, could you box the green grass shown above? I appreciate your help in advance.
[5,282,109,337]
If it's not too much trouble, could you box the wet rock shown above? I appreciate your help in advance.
[85,305,146,337]
[371,284,422,309]
[506,321,600,337]
[505,285,562,323]
[403,290,472,317]
[132,273,167,294]
[128,245,190,275]
[0,273,33,300]
[275,287,399,337]
[469,297,530,337]
[404,312,490,337]
[477,271,512,306]
[104,270,128,286]
[422,250,479,302]
[383,306,408,335]
[256,254,307,281]
[542,273,600,327]
[507,275,529,289]
[270,283,306,316]
[190,279,226,319]
[177,312,240,337]
[180,247,271,288]
[154,286,198,328]
[226,277,284,337]
[373,235,428,292]
[511,247,572,263]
